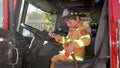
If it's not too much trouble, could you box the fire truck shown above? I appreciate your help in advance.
[0,0,120,68]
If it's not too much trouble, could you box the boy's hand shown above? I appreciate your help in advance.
[65,44,75,53]
[48,32,61,42]
[48,32,57,38]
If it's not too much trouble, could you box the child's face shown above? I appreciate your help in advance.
[64,16,79,28]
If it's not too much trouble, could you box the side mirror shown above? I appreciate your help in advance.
[22,29,30,36]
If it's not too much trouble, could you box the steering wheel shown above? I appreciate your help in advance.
[21,23,55,42]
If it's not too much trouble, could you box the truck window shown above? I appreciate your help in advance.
[22,3,56,37]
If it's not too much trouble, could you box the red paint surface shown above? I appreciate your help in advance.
[109,0,120,68]
[3,0,8,30]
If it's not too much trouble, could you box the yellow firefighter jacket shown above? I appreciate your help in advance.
[55,23,91,61]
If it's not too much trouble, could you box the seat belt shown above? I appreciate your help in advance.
[89,35,109,68]
[71,54,79,68]
[89,0,108,68]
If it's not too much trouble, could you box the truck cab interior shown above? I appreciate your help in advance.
[0,0,110,68]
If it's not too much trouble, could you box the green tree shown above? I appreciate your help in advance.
[43,12,56,23]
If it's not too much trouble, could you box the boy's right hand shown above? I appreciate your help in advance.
[49,32,57,38]
[49,32,61,42]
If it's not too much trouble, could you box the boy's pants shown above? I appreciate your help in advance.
[50,53,68,68]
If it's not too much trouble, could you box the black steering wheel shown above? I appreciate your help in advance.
[21,23,55,42]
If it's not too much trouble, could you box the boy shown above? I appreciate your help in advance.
[49,8,91,68]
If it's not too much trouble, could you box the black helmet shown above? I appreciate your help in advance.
[62,8,87,18]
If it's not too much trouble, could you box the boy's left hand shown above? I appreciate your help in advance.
[65,44,75,53]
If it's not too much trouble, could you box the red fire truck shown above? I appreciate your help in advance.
[0,0,120,68]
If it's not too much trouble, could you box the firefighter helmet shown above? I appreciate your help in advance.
[62,8,87,18]
[62,8,79,18]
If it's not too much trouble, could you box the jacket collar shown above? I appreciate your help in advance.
[69,23,82,31]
